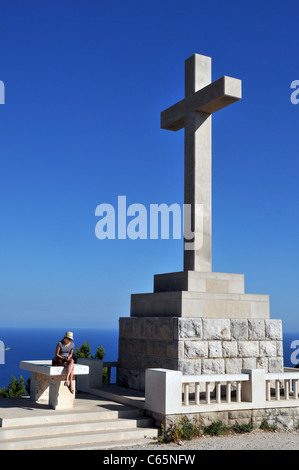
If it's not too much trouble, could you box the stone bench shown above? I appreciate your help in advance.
[20,360,89,410]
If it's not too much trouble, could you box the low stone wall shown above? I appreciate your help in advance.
[148,406,299,431]
[117,317,283,390]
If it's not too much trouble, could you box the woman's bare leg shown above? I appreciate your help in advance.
[69,362,75,393]
[66,359,75,393]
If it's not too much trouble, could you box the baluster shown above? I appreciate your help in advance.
[216,382,221,404]
[284,379,289,400]
[275,380,280,401]
[294,379,299,400]
[226,381,231,404]
[266,380,271,401]
[195,382,200,405]
[236,381,242,403]
[206,382,211,404]
[184,383,189,406]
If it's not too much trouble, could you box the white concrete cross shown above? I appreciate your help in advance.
[161,54,242,272]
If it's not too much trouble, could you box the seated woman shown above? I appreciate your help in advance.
[52,331,75,394]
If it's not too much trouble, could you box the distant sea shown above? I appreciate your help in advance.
[0,328,298,389]
[0,328,119,389]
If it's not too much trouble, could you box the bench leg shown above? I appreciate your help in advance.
[49,376,76,410]
[30,372,50,404]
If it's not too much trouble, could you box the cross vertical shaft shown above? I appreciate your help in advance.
[184,54,212,272]
[161,53,242,272]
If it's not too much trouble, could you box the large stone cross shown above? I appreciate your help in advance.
[161,54,242,272]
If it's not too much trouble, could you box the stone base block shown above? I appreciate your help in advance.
[48,377,76,410]
[117,317,283,390]
[30,372,50,404]
[131,291,269,319]
[30,372,75,410]
[154,271,245,294]
[131,271,269,319]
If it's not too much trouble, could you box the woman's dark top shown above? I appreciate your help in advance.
[57,341,74,358]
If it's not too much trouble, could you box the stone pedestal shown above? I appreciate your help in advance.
[30,372,76,410]
[30,372,50,404]
[117,271,284,391]
[48,377,76,410]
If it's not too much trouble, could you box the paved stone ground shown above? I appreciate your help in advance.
[111,429,299,450]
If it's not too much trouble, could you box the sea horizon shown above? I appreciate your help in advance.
[0,327,298,390]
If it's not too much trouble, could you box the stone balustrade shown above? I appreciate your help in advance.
[182,373,249,406]
[145,368,299,418]
[265,368,299,402]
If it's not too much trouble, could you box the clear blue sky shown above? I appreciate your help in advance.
[0,0,298,332]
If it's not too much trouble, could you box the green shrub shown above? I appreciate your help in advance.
[74,341,105,361]
[260,420,277,432]
[94,346,105,360]
[0,375,26,398]
[178,416,196,440]
[74,341,92,360]
[25,377,31,396]
[231,421,253,434]
[203,420,229,436]
[102,366,108,384]
[159,416,202,443]
[158,417,255,444]
[159,422,183,444]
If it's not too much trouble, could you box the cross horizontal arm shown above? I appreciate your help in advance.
[193,76,242,114]
[160,76,241,132]
[160,98,185,131]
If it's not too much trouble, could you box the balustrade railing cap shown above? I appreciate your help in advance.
[182,373,250,383]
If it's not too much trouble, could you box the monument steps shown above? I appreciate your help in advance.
[0,426,158,450]
[47,437,156,450]
[0,411,158,450]
[0,399,158,450]
[0,404,142,428]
